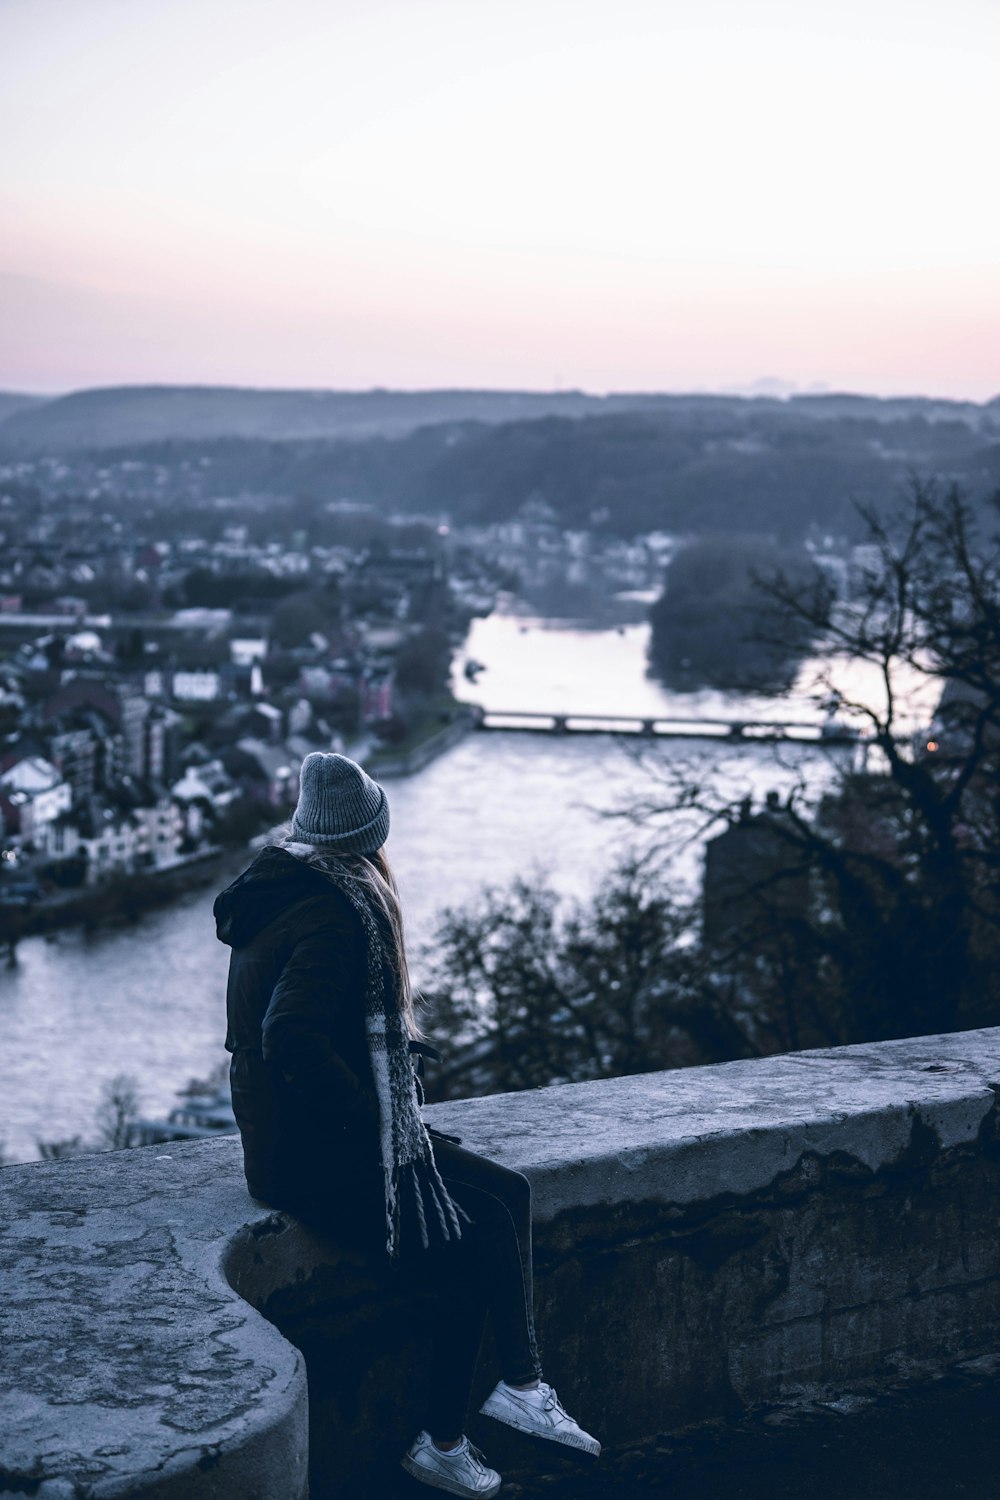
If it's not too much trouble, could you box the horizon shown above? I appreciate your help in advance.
[4,378,997,407]
[3,0,999,399]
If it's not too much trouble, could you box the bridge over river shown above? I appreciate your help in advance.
[476,708,861,744]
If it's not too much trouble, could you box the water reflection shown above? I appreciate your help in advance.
[452,609,938,732]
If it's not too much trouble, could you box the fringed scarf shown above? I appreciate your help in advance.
[303,853,466,1259]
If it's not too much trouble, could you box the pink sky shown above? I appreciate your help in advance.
[2,0,998,399]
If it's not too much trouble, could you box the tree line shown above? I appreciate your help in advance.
[53,400,1000,543]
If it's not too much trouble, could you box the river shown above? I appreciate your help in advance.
[0,605,912,1163]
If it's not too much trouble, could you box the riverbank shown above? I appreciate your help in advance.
[0,703,476,952]
[368,702,478,778]
[1,848,228,953]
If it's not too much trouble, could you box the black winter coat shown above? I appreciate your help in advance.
[215,845,384,1208]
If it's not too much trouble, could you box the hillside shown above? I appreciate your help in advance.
[0,384,696,452]
[2,382,995,457]
[10,393,999,543]
[0,391,50,426]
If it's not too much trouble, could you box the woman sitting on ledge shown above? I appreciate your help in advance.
[214,752,600,1498]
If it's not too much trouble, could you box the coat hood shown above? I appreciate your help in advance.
[214,845,328,948]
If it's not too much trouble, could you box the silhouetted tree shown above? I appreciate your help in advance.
[37,1137,84,1160]
[394,625,452,699]
[420,856,754,1100]
[95,1073,141,1150]
[270,589,340,648]
[629,482,1000,1049]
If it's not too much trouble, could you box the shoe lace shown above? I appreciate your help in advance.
[465,1440,492,1473]
[538,1382,572,1419]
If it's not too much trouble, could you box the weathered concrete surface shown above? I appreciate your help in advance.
[3,1028,1000,1497]
[425,1026,1000,1217]
[0,1138,307,1499]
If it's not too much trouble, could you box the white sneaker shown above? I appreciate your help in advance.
[479,1380,601,1457]
[401,1430,502,1497]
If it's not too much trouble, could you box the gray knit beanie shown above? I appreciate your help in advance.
[290,752,390,854]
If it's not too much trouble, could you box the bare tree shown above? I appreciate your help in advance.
[37,1137,84,1160]
[615,481,1000,1051]
[420,854,761,1101]
[95,1073,141,1151]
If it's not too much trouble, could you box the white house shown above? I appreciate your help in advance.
[0,756,72,844]
[171,670,223,703]
[77,807,145,885]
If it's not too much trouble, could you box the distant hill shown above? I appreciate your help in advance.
[0,383,711,453]
[2,382,994,456]
[11,394,997,543]
[0,391,51,426]
[3,384,998,544]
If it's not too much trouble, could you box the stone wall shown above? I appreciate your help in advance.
[3,1028,1000,1497]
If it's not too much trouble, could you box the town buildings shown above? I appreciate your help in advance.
[0,462,497,906]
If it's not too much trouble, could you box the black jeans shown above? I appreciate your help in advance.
[280,1136,543,1443]
[416,1137,543,1440]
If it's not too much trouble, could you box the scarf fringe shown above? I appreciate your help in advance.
[425,1153,465,1240]
[395,1158,465,1255]
[410,1164,430,1252]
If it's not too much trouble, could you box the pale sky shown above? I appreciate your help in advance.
[2,0,998,398]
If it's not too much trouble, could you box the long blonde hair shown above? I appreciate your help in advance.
[278,832,419,1039]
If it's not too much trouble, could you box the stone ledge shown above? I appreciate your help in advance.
[3,1027,1000,1497]
[0,1137,307,1500]
[425,1027,1000,1218]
